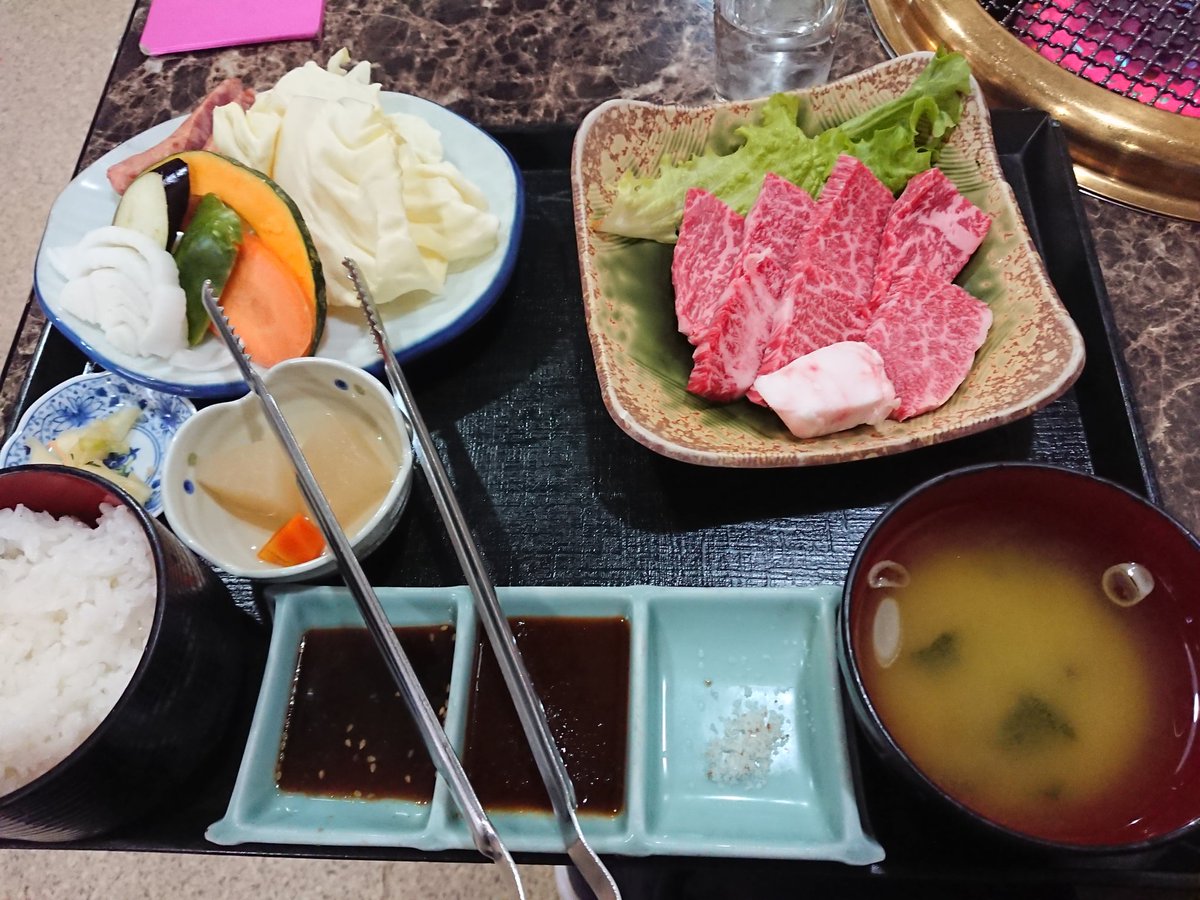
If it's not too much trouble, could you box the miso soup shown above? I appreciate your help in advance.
[855,504,1194,845]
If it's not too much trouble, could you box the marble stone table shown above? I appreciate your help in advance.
[3,0,1200,888]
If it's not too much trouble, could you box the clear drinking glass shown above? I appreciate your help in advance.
[714,0,849,100]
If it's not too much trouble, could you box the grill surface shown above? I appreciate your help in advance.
[981,0,1200,116]
[867,0,1200,219]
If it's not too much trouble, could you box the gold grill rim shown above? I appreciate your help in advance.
[867,0,1200,221]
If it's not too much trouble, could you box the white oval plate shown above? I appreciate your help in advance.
[34,93,523,399]
[0,371,196,516]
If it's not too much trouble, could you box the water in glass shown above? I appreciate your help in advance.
[714,0,847,100]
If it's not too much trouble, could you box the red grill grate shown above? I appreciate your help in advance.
[978,0,1200,116]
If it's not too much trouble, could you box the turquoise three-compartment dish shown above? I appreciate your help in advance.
[207,585,884,864]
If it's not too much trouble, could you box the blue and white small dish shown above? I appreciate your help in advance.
[0,371,195,517]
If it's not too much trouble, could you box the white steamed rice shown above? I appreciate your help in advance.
[0,503,156,796]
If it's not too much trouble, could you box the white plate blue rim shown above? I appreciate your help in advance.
[207,584,884,864]
[0,371,196,517]
[33,93,525,399]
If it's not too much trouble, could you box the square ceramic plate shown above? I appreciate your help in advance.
[208,585,883,863]
[570,51,1085,467]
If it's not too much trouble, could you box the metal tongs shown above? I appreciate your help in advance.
[344,259,621,900]
[199,283,526,899]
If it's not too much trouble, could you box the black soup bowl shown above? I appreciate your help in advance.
[839,463,1200,853]
[0,465,247,841]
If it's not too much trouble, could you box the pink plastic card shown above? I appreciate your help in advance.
[139,0,325,56]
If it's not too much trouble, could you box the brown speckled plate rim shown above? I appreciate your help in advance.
[570,52,1086,468]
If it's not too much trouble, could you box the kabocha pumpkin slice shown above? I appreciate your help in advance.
[150,150,326,349]
[218,233,320,366]
[173,193,242,345]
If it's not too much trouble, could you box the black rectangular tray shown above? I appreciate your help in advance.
[3,110,1189,890]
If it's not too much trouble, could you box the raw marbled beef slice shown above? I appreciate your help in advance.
[807,154,894,305]
[748,261,869,405]
[687,277,776,402]
[741,172,818,300]
[745,157,891,404]
[672,189,745,342]
[864,265,993,421]
[686,174,817,401]
[870,167,992,308]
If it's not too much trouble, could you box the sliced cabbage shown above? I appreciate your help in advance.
[273,95,441,306]
[211,48,499,307]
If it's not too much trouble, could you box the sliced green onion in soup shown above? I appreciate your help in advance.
[873,597,902,668]
[1102,563,1154,607]
[868,560,910,590]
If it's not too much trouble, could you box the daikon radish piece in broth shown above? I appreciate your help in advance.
[194,395,397,543]
[295,408,396,535]
[194,439,300,531]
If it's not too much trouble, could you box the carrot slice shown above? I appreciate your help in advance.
[219,232,318,367]
[258,513,326,567]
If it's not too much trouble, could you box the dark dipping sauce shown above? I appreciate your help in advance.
[463,616,631,815]
[276,625,456,802]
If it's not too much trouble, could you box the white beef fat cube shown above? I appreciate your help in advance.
[752,341,899,439]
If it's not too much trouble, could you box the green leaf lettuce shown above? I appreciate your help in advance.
[596,48,972,244]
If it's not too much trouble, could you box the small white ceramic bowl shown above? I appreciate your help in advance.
[161,358,413,581]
